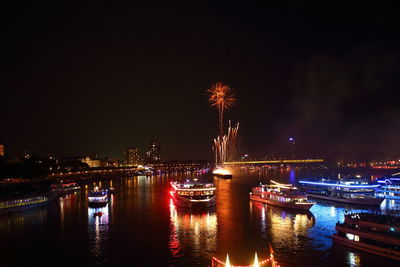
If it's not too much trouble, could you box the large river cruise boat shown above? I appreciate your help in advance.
[376,172,400,200]
[170,181,216,208]
[334,212,400,261]
[250,180,315,211]
[0,195,50,216]
[299,178,383,206]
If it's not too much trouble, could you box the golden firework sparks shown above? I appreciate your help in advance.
[207,82,236,137]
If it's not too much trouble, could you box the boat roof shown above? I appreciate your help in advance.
[258,181,298,190]
[377,173,400,185]
[299,179,379,188]
[171,181,214,189]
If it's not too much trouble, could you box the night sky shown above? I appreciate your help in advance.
[2,2,400,161]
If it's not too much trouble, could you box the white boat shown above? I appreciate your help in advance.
[299,179,383,206]
[250,180,315,211]
[170,181,216,208]
[88,187,109,206]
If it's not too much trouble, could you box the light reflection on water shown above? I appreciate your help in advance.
[88,203,111,263]
[1,170,400,267]
[0,208,48,231]
[251,201,316,260]
[169,198,217,265]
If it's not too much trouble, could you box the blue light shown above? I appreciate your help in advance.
[289,137,294,141]
[289,169,295,184]
[299,180,380,188]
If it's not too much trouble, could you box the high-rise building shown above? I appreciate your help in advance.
[145,140,161,163]
[0,143,4,157]
[125,147,139,166]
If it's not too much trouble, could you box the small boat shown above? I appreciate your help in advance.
[250,180,315,211]
[299,178,383,206]
[88,187,109,206]
[212,169,232,179]
[0,195,50,216]
[333,212,400,261]
[170,181,216,208]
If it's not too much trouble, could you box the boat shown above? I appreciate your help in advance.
[299,178,383,206]
[170,181,216,208]
[0,195,50,216]
[88,187,110,206]
[212,169,232,179]
[51,181,80,194]
[212,244,279,267]
[376,172,400,200]
[333,212,400,261]
[250,180,315,211]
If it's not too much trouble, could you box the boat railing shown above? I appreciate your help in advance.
[345,212,400,226]
[337,221,400,239]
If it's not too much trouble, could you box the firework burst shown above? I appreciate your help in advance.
[207,82,236,137]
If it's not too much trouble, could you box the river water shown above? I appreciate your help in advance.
[0,168,398,266]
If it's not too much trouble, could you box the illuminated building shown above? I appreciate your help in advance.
[81,156,101,168]
[0,143,4,157]
[124,147,139,166]
[145,139,161,163]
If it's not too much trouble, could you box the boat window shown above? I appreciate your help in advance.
[346,233,355,240]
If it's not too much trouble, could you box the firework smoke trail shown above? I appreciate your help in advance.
[227,121,239,161]
[213,121,239,164]
[208,82,236,138]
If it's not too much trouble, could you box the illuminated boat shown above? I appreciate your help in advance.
[170,181,216,208]
[51,181,80,194]
[299,179,383,206]
[211,245,279,267]
[250,180,315,211]
[375,173,400,200]
[0,195,50,216]
[88,187,110,206]
[212,169,232,179]
[333,212,400,261]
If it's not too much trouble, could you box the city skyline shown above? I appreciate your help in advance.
[2,2,399,161]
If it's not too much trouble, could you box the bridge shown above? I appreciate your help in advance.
[222,159,324,166]
[50,160,210,179]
